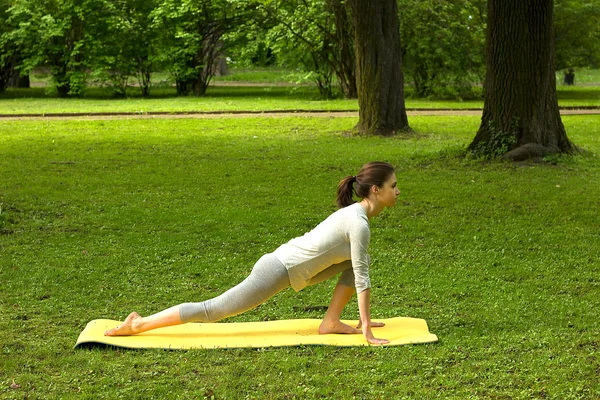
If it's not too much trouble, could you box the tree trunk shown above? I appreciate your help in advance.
[468,0,576,160]
[15,75,30,88]
[3,57,30,90]
[136,55,153,97]
[176,79,190,95]
[328,0,357,99]
[0,60,12,92]
[53,64,72,98]
[213,55,228,77]
[192,32,222,96]
[350,0,409,135]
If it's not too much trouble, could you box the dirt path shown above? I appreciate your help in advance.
[0,107,600,121]
[1,107,599,121]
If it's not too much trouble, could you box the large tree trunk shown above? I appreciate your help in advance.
[350,0,409,136]
[468,0,576,160]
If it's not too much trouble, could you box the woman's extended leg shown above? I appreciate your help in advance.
[179,254,289,323]
[104,307,181,336]
[105,254,290,336]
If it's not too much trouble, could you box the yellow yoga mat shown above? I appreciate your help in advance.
[74,317,437,349]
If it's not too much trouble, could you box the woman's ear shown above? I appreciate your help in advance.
[370,185,379,195]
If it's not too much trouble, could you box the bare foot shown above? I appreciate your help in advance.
[318,319,361,335]
[104,312,143,336]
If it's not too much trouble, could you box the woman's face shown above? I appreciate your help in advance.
[377,173,400,207]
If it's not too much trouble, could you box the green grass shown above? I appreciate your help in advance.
[556,68,600,85]
[1,114,599,399]
[0,85,598,115]
[0,86,357,114]
[28,66,600,87]
[29,67,305,87]
[212,67,307,84]
[2,67,598,115]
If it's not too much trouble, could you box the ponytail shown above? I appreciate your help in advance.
[336,162,395,208]
[336,176,357,208]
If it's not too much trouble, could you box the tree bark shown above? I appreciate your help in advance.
[9,74,31,88]
[350,0,409,135]
[468,0,576,160]
[0,59,13,92]
[328,0,357,99]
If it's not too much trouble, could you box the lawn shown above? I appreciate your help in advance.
[1,67,598,115]
[1,85,598,115]
[1,114,599,399]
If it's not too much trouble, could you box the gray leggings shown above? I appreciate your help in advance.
[179,253,355,323]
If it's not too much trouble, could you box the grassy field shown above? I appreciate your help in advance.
[1,85,598,115]
[1,112,599,399]
[1,67,598,114]
[19,66,600,86]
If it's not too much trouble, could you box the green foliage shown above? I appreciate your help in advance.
[398,0,486,99]
[222,4,275,68]
[88,0,159,97]
[555,0,600,70]
[264,0,350,99]
[469,118,519,159]
[0,0,17,92]
[3,0,600,100]
[150,0,255,96]
[7,0,109,96]
[0,114,599,398]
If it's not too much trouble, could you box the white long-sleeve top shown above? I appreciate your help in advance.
[273,203,371,293]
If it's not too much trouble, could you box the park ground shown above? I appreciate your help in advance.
[0,71,599,399]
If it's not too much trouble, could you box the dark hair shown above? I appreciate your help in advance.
[336,162,395,208]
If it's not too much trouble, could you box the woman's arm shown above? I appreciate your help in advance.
[357,289,389,345]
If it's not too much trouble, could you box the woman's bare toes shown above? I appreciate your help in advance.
[104,312,143,336]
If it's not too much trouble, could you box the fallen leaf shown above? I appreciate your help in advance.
[10,379,21,389]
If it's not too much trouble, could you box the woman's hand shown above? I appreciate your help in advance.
[357,320,390,344]
[356,289,389,344]
[367,336,390,345]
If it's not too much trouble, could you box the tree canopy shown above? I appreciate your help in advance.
[0,0,598,96]
[554,0,600,71]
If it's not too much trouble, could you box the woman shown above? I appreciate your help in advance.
[105,161,399,345]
